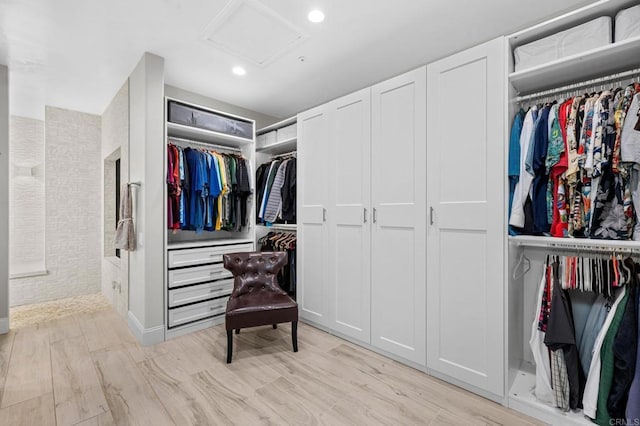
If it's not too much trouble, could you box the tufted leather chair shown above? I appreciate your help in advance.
[223,251,298,363]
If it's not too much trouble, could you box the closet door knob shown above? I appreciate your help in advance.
[373,208,377,223]
[363,208,368,223]
[323,208,327,222]
[429,207,434,225]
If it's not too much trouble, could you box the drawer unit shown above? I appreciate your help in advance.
[168,279,233,308]
[168,243,253,268]
[168,297,228,328]
[168,263,231,289]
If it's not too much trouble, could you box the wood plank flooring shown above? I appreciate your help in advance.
[0,308,544,425]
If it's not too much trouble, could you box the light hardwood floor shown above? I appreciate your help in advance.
[0,309,544,425]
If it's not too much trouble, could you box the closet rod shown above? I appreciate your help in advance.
[515,67,640,103]
[167,136,242,153]
[272,150,297,159]
[515,240,640,255]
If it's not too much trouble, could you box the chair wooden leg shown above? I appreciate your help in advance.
[292,321,298,352]
[226,330,233,363]
[272,324,277,329]
[235,329,240,335]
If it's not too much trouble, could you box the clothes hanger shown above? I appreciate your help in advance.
[511,250,531,281]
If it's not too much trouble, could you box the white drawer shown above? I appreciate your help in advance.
[168,263,231,289]
[168,279,233,308]
[168,298,227,328]
[168,243,253,268]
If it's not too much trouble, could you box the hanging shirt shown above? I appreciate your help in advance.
[544,260,582,411]
[510,108,537,228]
[531,105,552,234]
[594,289,630,426]
[583,286,627,419]
[608,283,638,421]
[509,109,525,235]
[263,159,290,223]
[529,265,554,404]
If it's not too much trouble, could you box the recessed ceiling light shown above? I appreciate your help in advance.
[308,10,325,23]
[232,66,246,76]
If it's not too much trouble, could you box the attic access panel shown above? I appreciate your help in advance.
[202,0,308,67]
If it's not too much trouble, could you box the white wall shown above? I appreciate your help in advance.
[9,116,45,276]
[127,53,165,345]
[101,81,129,318]
[9,107,102,307]
[0,65,9,333]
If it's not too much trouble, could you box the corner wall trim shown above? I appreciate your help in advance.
[0,317,8,334]
[127,311,164,346]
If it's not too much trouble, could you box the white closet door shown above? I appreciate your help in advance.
[426,37,505,396]
[371,67,427,365]
[297,106,330,326]
[328,88,371,343]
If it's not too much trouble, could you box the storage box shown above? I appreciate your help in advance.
[615,5,640,42]
[168,101,254,140]
[277,123,297,142]
[263,130,277,146]
[514,16,612,71]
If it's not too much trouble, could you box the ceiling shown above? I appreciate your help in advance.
[0,0,595,121]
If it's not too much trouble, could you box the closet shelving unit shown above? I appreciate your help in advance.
[164,97,256,339]
[255,116,297,242]
[506,0,640,423]
[254,117,297,301]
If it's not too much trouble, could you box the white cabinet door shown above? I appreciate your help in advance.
[426,37,505,396]
[297,105,330,326]
[328,88,372,343]
[371,67,427,365]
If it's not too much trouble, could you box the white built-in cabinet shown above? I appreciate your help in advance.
[426,38,506,396]
[298,67,427,363]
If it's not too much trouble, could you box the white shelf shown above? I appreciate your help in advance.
[257,223,297,231]
[167,122,253,147]
[509,35,640,94]
[256,137,297,155]
[257,116,296,134]
[509,369,591,425]
[509,235,640,253]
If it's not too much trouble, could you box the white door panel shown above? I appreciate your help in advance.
[371,67,427,365]
[298,106,330,326]
[426,37,505,396]
[328,88,371,343]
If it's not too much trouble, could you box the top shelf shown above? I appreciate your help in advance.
[509,35,640,95]
[167,122,254,147]
[257,116,296,135]
[508,0,637,48]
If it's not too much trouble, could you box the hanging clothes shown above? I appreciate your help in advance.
[256,156,297,225]
[544,258,583,410]
[167,143,252,234]
[258,231,297,298]
[583,286,627,419]
[509,81,640,240]
[529,264,554,403]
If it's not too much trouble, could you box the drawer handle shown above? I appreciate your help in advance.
[209,270,224,275]
[208,254,218,257]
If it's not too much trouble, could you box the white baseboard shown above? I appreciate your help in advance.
[127,311,165,346]
[0,317,8,334]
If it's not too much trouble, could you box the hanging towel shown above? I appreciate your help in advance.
[115,183,136,251]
